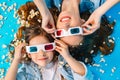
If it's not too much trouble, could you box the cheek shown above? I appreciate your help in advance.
[60,36,83,46]
[47,52,54,60]
[29,54,37,60]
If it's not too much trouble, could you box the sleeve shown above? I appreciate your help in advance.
[16,64,27,80]
[71,62,94,80]
[58,56,94,80]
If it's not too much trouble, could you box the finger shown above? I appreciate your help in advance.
[55,39,67,48]
[51,33,56,39]
[82,27,97,35]
[82,28,93,35]
[55,46,62,53]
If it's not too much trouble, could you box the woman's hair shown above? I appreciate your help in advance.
[17,1,59,27]
[69,11,115,64]
[9,1,59,62]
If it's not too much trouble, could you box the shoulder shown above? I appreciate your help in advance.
[16,62,41,80]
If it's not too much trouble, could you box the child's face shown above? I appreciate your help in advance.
[28,35,54,67]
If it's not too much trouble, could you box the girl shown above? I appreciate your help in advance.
[5,25,93,80]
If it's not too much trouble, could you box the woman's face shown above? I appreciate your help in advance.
[28,35,54,67]
[56,7,85,46]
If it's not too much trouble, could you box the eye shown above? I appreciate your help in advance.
[29,46,37,52]
[44,44,53,50]
[70,28,80,34]
[56,30,63,36]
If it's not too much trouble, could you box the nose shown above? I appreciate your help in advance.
[38,50,46,56]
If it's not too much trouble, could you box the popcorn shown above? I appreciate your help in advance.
[2,44,7,49]
[108,16,112,18]
[99,69,105,74]
[111,67,116,73]
[92,63,100,67]
[90,50,94,54]
[0,15,3,20]
[99,58,105,62]
[0,35,2,38]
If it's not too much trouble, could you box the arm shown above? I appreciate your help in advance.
[5,43,26,80]
[33,0,55,33]
[55,39,85,76]
[82,0,120,35]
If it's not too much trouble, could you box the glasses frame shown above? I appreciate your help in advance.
[55,27,83,38]
[26,42,55,54]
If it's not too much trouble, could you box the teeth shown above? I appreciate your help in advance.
[62,18,70,22]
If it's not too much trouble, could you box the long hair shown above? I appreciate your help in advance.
[69,11,115,64]
[9,1,59,62]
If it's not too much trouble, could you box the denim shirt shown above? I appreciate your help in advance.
[45,0,105,13]
[16,55,94,80]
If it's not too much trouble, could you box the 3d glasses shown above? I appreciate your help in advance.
[55,27,83,38]
[26,42,55,54]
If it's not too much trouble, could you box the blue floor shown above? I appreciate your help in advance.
[0,0,120,80]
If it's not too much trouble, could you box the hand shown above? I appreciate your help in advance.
[42,10,56,33]
[34,0,56,33]
[55,39,70,58]
[14,43,27,62]
[82,10,101,35]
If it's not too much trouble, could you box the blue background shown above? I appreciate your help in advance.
[0,0,120,80]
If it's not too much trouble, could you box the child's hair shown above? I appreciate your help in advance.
[9,1,59,62]
[68,11,115,64]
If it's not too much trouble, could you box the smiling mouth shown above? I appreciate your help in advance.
[60,16,71,22]
[38,58,48,60]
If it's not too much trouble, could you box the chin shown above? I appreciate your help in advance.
[61,36,84,46]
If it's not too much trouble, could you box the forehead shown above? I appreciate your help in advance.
[29,35,49,45]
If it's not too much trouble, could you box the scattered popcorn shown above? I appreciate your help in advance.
[0,35,2,38]
[100,58,105,62]
[103,41,105,44]
[4,17,7,20]
[108,39,114,43]
[7,4,14,12]
[114,19,116,22]
[93,45,96,47]
[79,42,83,45]
[2,55,5,59]
[0,15,3,20]
[27,9,39,20]
[37,19,41,23]
[2,44,7,48]
[11,29,14,32]
[111,67,116,73]
[92,63,100,67]
[0,3,2,6]
[0,68,5,77]
[108,16,112,18]
[99,69,105,74]
[0,24,2,28]
[1,2,7,11]
[90,50,94,54]
[110,50,113,52]
[85,58,89,63]
[118,12,120,14]
[100,55,104,57]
